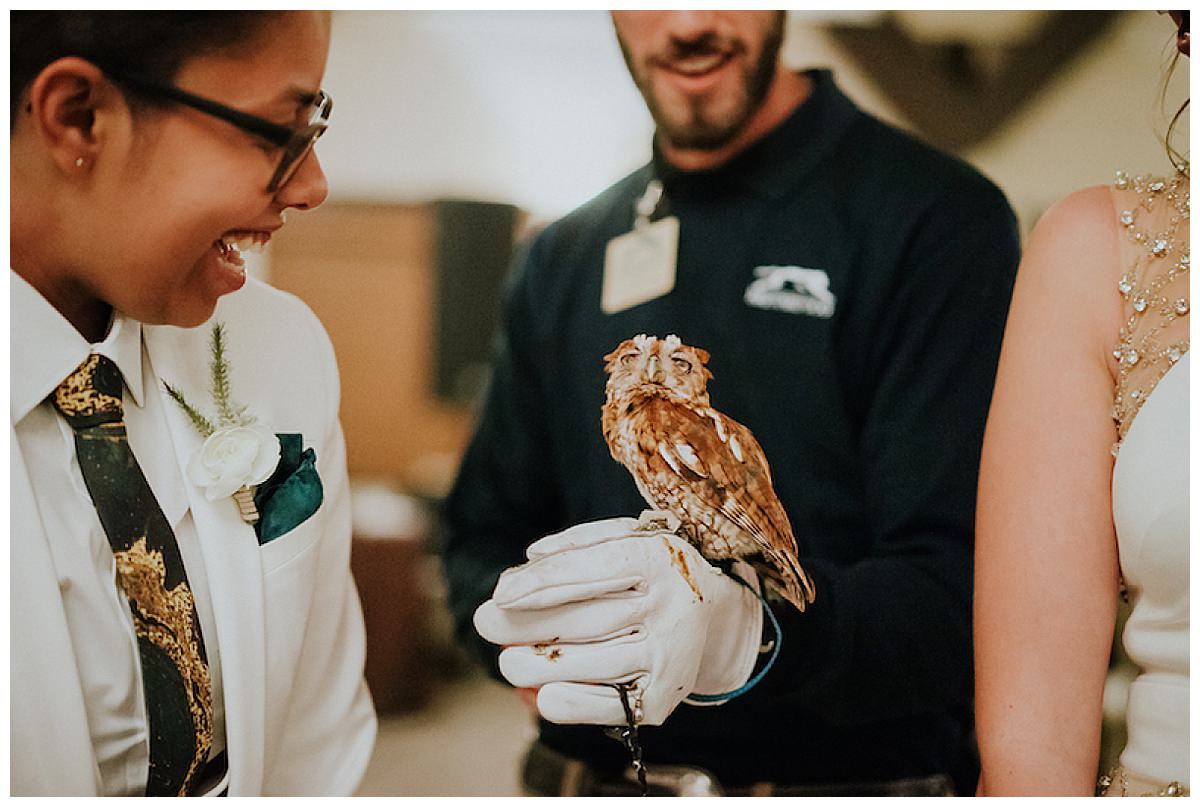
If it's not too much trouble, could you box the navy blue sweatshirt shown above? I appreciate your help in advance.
[441,69,1020,790]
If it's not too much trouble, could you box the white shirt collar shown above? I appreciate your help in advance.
[11,270,146,424]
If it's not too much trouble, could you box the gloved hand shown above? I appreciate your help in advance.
[473,517,763,726]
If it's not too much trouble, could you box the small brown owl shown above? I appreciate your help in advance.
[601,334,816,612]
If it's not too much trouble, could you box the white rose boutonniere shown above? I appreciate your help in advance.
[188,425,281,501]
[165,322,281,525]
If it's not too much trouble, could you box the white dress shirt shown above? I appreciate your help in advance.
[11,271,226,796]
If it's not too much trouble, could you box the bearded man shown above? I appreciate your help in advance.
[443,11,1020,796]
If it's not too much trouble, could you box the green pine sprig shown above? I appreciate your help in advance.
[209,323,257,427]
[163,380,217,437]
[209,323,237,426]
[164,321,256,435]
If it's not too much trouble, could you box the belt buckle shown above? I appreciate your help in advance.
[624,763,725,797]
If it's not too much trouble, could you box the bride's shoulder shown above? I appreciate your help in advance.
[1011,183,1125,360]
[1020,184,1123,289]
[1029,185,1119,250]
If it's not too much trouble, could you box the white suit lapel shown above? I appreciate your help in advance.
[143,326,266,796]
[9,427,101,795]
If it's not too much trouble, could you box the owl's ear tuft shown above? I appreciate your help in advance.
[691,347,714,381]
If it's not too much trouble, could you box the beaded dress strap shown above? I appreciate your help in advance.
[1109,169,1190,454]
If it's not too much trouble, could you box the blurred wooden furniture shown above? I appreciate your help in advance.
[351,531,430,714]
[266,202,476,494]
[269,202,519,712]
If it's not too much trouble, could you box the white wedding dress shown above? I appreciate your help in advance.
[1106,170,1189,796]
[1111,353,1188,794]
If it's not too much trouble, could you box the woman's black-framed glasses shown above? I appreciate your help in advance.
[103,68,332,193]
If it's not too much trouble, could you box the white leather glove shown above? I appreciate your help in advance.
[473,517,763,726]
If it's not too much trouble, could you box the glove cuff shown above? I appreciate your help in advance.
[687,561,763,703]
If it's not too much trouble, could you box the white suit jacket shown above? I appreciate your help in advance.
[11,279,377,795]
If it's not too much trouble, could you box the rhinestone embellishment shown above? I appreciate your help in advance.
[1110,169,1189,444]
[1098,765,1188,797]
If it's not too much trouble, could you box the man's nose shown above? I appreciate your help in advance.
[663,10,720,42]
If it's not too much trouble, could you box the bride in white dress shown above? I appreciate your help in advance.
[973,13,1188,797]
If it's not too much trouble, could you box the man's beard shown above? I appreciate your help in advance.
[619,16,785,152]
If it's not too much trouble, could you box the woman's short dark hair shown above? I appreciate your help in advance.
[10,11,279,123]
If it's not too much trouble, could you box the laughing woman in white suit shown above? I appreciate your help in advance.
[10,11,375,795]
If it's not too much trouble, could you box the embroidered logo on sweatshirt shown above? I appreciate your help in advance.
[743,265,837,318]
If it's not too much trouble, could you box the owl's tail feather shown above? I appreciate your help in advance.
[755,549,817,613]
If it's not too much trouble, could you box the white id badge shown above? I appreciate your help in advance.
[601,216,679,314]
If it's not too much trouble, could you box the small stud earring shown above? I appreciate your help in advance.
[75,157,85,168]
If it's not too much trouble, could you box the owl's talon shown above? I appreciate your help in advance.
[636,509,681,534]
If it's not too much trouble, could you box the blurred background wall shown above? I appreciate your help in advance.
[252,10,1188,796]
[317,9,1186,224]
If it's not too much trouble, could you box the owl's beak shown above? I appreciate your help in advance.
[646,355,663,383]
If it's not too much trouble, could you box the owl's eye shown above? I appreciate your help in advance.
[620,352,639,367]
[671,356,692,374]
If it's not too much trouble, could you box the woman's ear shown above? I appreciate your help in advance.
[24,57,119,176]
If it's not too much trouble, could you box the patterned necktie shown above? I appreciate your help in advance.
[52,353,213,796]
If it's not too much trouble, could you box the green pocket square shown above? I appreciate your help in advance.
[253,433,323,545]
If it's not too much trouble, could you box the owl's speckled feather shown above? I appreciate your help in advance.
[601,334,816,612]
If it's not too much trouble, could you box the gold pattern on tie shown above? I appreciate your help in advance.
[52,353,214,795]
[53,353,122,420]
[114,537,214,792]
